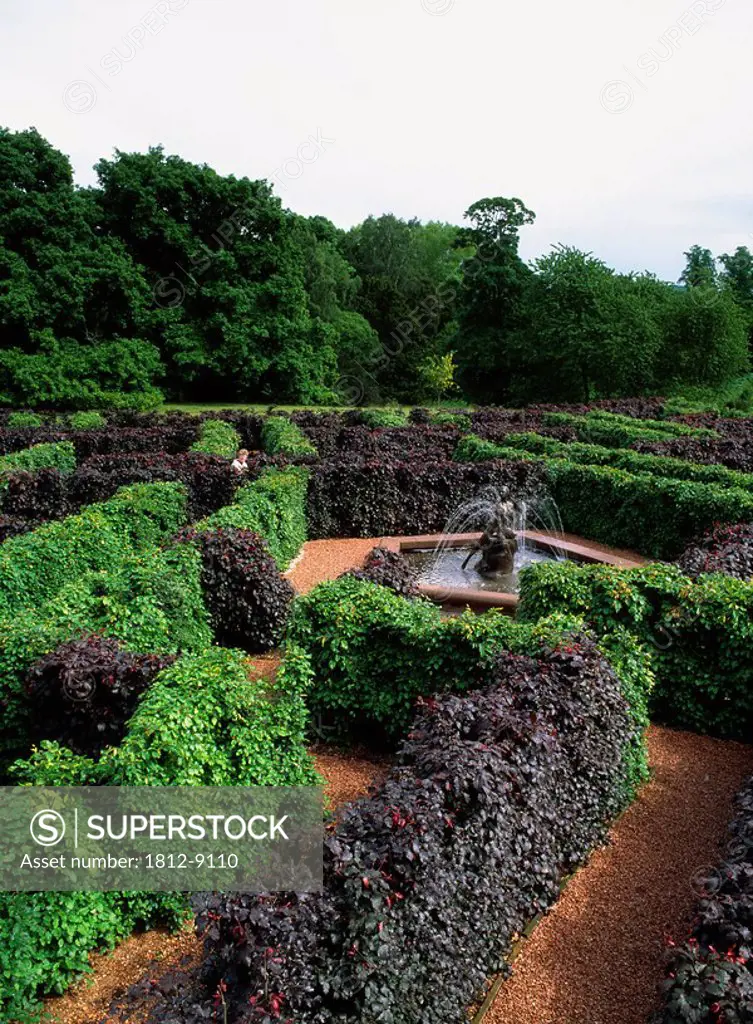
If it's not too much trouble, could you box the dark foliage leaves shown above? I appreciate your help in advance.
[132,636,635,1024]
[342,546,420,598]
[24,635,174,756]
[307,458,544,538]
[181,527,295,653]
[677,522,753,581]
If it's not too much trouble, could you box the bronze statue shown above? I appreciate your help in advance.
[461,502,518,577]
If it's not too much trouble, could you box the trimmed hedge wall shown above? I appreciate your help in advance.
[288,575,652,794]
[174,633,642,1024]
[0,482,189,618]
[0,441,76,481]
[67,452,238,521]
[463,432,753,493]
[189,418,241,459]
[24,636,175,756]
[4,646,318,1022]
[307,458,545,539]
[541,410,717,447]
[177,527,295,653]
[261,415,318,458]
[0,543,211,763]
[455,436,753,558]
[195,466,308,570]
[518,560,753,740]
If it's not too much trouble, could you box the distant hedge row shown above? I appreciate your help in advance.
[455,434,753,558]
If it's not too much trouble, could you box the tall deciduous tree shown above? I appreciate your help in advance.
[340,215,464,401]
[452,197,536,403]
[680,245,718,289]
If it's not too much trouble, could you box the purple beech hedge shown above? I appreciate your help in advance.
[306,457,545,539]
[130,634,640,1024]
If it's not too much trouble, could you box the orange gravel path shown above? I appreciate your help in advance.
[485,725,753,1024]
[285,537,379,593]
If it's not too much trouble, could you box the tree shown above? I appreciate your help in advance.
[340,216,463,402]
[720,246,753,328]
[680,245,718,289]
[419,352,458,403]
[0,127,162,406]
[656,287,750,388]
[452,197,536,403]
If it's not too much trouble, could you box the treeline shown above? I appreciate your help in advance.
[0,127,751,407]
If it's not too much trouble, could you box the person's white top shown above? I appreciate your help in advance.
[231,459,248,473]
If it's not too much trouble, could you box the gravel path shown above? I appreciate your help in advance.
[285,538,382,593]
[484,725,753,1024]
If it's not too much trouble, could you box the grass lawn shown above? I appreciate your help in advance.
[160,402,469,414]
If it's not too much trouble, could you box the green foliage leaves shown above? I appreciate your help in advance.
[357,408,409,428]
[107,647,317,787]
[261,416,318,457]
[0,891,188,1023]
[0,338,164,409]
[68,410,105,430]
[0,482,188,617]
[518,560,753,739]
[189,418,241,459]
[458,430,753,492]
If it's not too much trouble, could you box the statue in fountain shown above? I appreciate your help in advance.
[461,500,518,577]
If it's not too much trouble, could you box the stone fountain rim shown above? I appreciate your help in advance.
[379,531,646,613]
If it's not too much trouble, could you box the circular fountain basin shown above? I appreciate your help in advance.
[404,544,561,595]
[380,531,646,614]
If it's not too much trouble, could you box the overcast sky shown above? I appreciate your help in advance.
[1,0,750,280]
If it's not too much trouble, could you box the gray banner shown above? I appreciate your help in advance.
[0,787,323,892]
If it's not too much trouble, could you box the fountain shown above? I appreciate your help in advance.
[403,486,564,599]
[391,484,643,611]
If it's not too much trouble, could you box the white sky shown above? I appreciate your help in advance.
[1,0,751,280]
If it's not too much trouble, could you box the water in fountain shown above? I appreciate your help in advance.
[409,484,566,594]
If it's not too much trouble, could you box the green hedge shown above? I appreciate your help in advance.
[261,416,317,457]
[429,410,471,430]
[288,576,652,795]
[105,645,318,786]
[6,411,43,429]
[358,408,409,428]
[459,432,753,492]
[68,410,105,430]
[517,560,753,740]
[12,644,317,788]
[0,891,188,1024]
[454,435,753,558]
[0,543,211,759]
[190,418,242,459]
[541,410,717,446]
[0,441,77,502]
[0,482,188,617]
[196,466,308,570]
